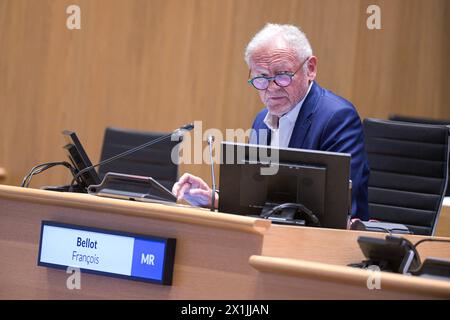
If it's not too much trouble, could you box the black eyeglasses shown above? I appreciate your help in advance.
[247,57,310,90]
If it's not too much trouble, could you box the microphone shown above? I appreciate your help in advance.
[207,135,216,212]
[179,123,194,131]
[68,123,194,192]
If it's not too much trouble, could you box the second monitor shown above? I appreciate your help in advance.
[218,142,352,230]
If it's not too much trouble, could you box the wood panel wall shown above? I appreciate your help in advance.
[0,0,449,188]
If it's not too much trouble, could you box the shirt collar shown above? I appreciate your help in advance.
[264,81,314,130]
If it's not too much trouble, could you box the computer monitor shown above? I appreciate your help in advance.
[218,142,351,230]
[62,130,101,191]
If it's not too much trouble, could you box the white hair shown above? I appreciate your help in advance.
[244,23,313,67]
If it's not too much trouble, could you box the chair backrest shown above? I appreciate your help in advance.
[363,118,450,235]
[98,127,181,191]
[389,114,450,196]
[389,114,450,126]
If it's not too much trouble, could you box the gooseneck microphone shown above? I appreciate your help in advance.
[68,123,195,192]
[207,135,216,212]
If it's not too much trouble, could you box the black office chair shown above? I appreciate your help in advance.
[389,114,450,126]
[389,114,450,196]
[363,118,450,236]
[98,127,182,192]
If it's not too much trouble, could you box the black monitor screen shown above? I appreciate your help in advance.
[218,142,351,230]
[62,130,101,190]
[237,161,326,218]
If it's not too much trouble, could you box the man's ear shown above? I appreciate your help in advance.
[306,56,318,80]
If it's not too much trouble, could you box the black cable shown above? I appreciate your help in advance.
[21,161,75,188]
[21,164,44,187]
[26,162,75,188]
[414,238,450,249]
[21,162,57,187]
[25,164,64,187]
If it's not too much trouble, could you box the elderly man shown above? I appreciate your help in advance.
[173,23,370,220]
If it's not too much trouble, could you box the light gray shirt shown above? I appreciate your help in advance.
[263,81,314,148]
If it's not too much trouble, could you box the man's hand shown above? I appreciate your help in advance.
[172,173,218,208]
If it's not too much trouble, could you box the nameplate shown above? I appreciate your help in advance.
[37,221,176,285]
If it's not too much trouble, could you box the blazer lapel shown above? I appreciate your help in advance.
[288,82,321,148]
[254,110,272,146]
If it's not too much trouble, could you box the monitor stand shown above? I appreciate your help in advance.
[41,184,86,193]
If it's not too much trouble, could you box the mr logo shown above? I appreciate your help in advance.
[66,266,81,290]
[366,4,382,30]
[66,5,81,30]
[141,253,155,266]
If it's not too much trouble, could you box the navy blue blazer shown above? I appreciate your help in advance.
[250,82,370,220]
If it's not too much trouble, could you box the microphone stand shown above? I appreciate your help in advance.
[207,135,216,212]
[69,123,194,192]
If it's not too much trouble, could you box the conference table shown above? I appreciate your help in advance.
[437,197,450,237]
[1,184,450,299]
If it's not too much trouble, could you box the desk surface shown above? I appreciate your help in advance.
[1,184,450,299]
[436,197,450,237]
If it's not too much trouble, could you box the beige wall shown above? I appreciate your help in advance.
[0,0,449,188]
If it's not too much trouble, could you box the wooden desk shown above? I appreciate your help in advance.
[249,256,450,299]
[1,185,450,299]
[257,224,450,299]
[436,197,450,237]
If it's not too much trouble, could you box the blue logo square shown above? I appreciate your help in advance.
[131,239,166,281]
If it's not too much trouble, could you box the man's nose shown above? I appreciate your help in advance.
[266,79,280,91]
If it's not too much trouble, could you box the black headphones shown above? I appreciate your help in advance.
[264,202,321,227]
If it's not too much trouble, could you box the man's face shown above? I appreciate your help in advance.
[249,42,311,117]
